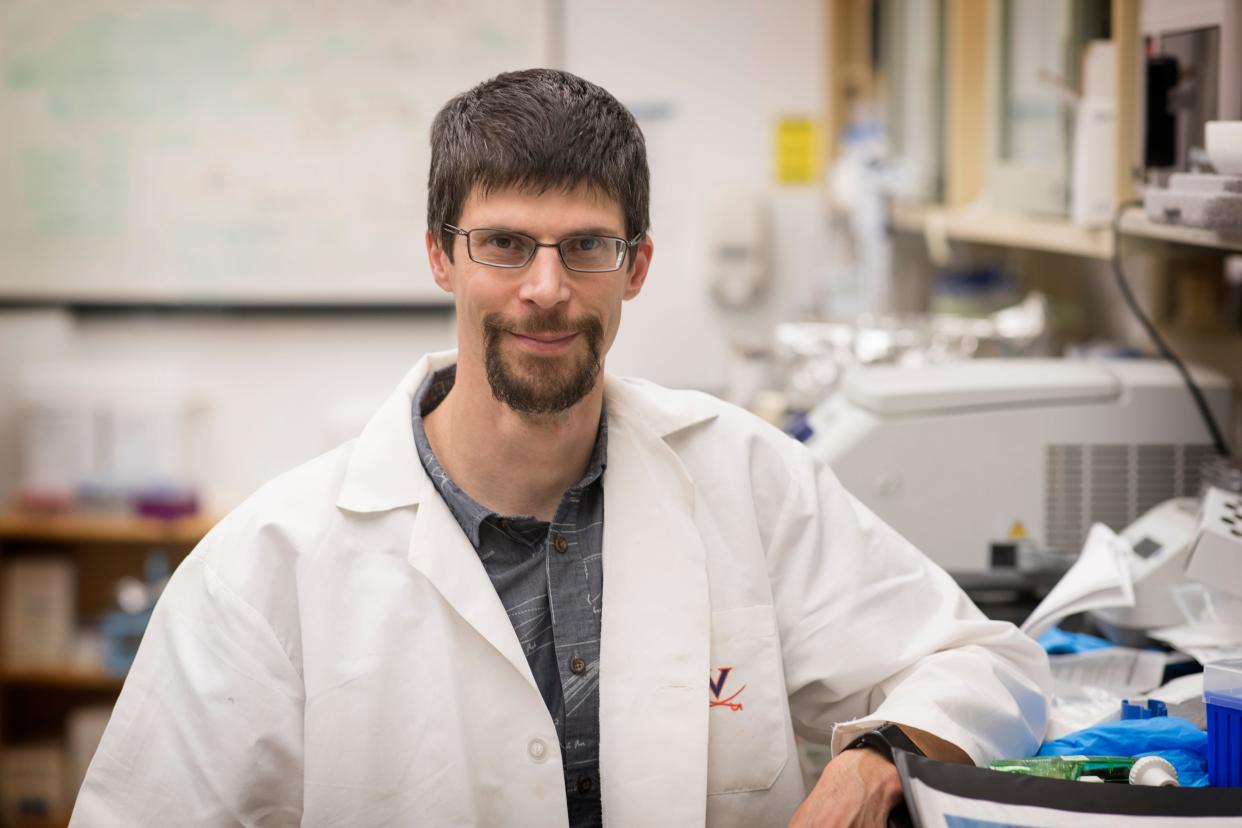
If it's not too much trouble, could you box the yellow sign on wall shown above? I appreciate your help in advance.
[774,117,821,185]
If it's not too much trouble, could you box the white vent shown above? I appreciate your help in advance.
[1044,444,1215,554]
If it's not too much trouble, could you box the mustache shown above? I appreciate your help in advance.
[483,311,603,339]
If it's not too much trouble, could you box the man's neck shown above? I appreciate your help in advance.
[423,359,604,522]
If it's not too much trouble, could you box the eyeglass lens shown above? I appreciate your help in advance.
[467,229,624,272]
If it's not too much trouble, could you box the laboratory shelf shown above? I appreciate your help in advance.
[1118,209,1242,254]
[891,202,1242,258]
[890,202,1113,258]
[0,511,217,546]
[1,666,123,692]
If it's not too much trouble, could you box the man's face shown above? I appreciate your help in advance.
[427,184,652,415]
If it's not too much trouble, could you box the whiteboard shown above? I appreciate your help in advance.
[0,1,552,306]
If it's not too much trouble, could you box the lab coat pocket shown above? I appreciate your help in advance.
[706,605,789,795]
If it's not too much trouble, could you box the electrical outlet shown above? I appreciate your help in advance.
[1185,487,1242,599]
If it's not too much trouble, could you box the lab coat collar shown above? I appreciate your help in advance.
[334,351,718,514]
[334,350,454,514]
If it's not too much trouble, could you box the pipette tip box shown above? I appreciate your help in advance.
[1205,658,1242,787]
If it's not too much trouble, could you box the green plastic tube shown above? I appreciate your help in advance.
[989,755,1137,782]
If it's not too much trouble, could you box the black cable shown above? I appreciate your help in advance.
[1110,200,1232,457]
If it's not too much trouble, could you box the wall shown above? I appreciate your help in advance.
[0,0,832,512]
[562,0,829,390]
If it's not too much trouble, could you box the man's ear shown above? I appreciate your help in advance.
[426,229,455,294]
[622,234,654,301]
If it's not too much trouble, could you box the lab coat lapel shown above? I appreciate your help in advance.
[599,407,711,827]
[406,456,539,694]
[336,350,538,692]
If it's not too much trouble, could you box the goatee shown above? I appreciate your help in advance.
[482,311,604,415]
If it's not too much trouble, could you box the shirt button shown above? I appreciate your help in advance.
[554,535,569,554]
[528,738,548,762]
[576,776,593,794]
[570,656,586,674]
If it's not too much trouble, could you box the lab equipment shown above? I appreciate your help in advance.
[1204,658,1242,787]
[1071,41,1116,227]
[1141,5,1242,174]
[990,755,1136,783]
[1184,487,1242,599]
[1090,497,1200,645]
[1123,700,1168,720]
[768,293,1048,414]
[1144,171,1242,232]
[805,359,1231,573]
[1206,121,1242,176]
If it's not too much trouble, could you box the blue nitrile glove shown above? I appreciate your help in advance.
[1038,626,1114,655]
[1037,716,1209,787]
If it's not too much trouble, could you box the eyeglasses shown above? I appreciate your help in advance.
[442,224,642,273]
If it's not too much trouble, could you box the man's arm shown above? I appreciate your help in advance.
[71,552,305,826]
[762,452,1050,825]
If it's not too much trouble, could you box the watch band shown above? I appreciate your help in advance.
[843,723,925,764]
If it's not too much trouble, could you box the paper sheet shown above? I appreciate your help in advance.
[1048,647,1167,694]
[1021,523,1135,640]
[1150,623,1242,665]
[1148,671,1205,707]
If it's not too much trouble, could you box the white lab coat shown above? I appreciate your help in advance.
[73,350,1050,827]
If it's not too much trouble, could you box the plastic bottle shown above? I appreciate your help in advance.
[1129,756,1179,787]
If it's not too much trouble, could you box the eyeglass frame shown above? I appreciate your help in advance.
[441,223,644,273]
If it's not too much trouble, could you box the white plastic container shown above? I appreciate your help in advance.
[16,362,204,512]
[16,366,97,510]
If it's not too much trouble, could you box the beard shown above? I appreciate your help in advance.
[482,310,604,415]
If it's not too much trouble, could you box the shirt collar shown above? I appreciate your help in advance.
[409,364,608,546]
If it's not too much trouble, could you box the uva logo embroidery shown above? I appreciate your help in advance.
[708,666,746,711]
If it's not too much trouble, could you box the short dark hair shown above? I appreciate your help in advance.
[427,68,649,261]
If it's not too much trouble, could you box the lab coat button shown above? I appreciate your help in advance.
[528,738,548,762]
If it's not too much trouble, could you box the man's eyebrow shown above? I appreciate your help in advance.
[479,224,627,238]
[565,225,627,237]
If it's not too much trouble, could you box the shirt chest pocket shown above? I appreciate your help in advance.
[706,605,789,795]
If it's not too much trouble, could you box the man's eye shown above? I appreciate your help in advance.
[568,236,603,252]
[487,234,519,249]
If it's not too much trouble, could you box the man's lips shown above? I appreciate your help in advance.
[509,331,580,351]
[512,331,578,343]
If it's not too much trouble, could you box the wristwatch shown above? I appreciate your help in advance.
[842,723,925,764]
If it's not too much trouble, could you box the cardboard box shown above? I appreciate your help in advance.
[2,557,75,666]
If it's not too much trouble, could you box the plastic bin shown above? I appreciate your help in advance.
[1205,658,1242,787]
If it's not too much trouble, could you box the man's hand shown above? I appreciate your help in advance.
[787,747,903,828]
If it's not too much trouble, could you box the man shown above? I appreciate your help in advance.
[73,69,1049,827]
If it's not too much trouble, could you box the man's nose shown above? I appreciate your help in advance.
[517,245,571,309]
